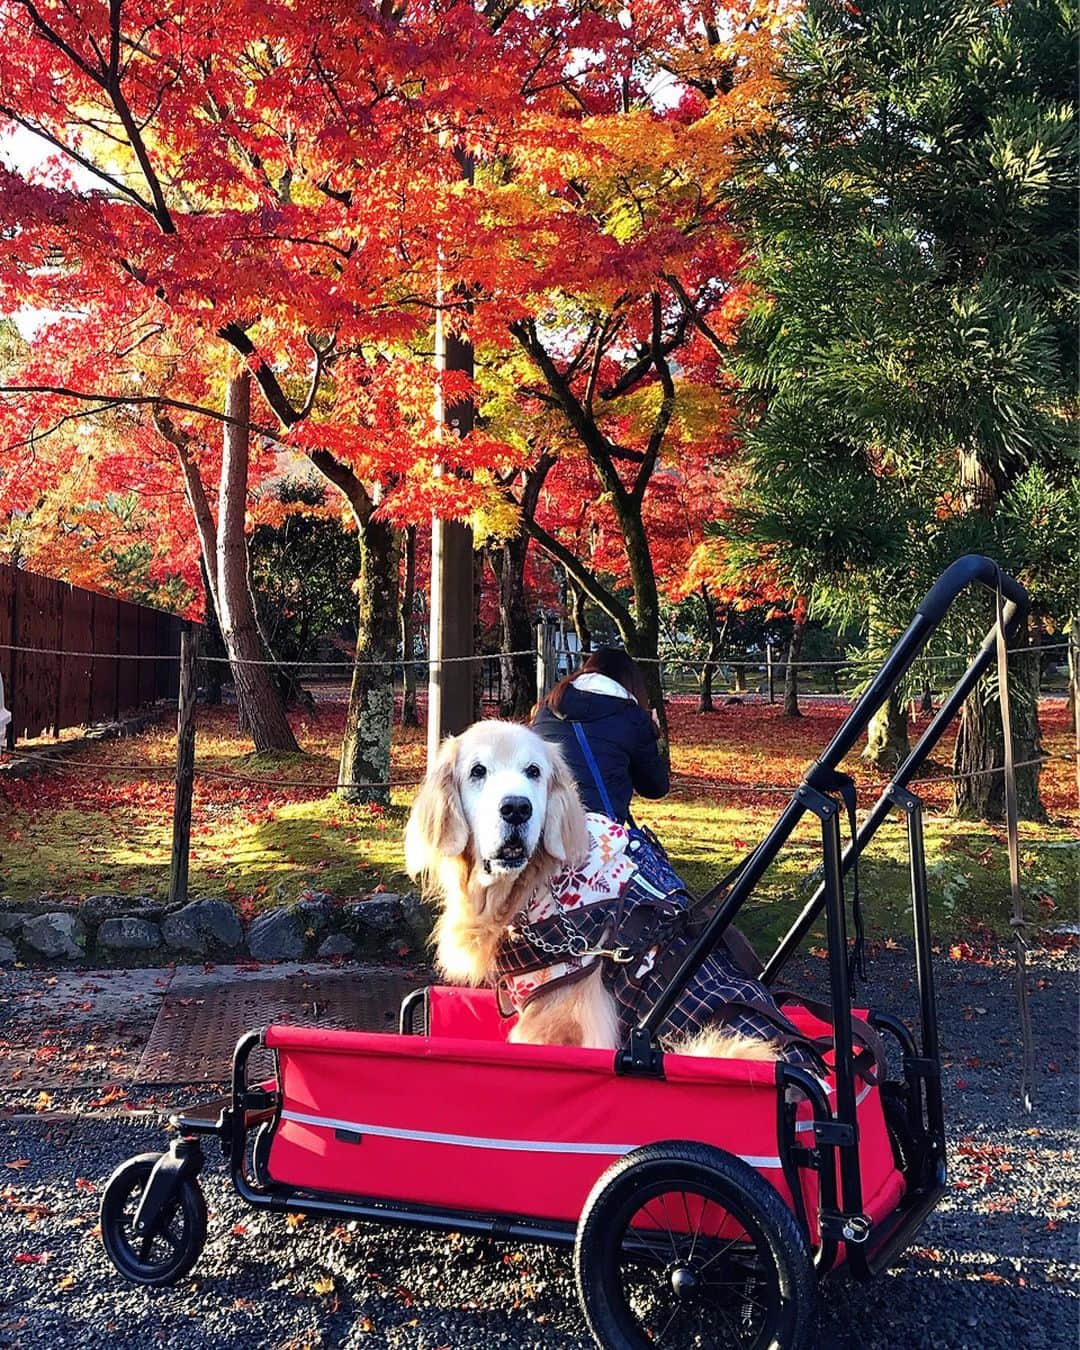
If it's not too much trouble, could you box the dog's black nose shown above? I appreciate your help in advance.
[500,795,532,826]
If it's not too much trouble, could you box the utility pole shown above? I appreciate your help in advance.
[426,150,476,768]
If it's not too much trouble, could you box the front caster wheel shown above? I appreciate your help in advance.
[575,1140,816,1350]
[100,1153,207,1286]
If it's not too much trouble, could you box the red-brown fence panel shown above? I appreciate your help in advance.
[156,608,182,701]
[137,605,156,709]
[0,564,15,746]
[59,582,94,730]
[89,592,120,724]
[13,569,63,740]
[0,563,185,744]
[116,599,141,715]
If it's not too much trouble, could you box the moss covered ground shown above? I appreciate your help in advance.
[0,695,1075,944]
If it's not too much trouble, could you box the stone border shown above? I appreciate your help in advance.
[0,890,433,967]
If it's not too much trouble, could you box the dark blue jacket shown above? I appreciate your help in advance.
[531,685,669,823]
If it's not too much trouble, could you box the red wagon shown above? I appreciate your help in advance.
[100,557,1028,1348]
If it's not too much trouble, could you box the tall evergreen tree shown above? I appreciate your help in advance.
[729,0,1077,816]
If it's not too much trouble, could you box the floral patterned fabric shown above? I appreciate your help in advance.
[497,813,645,1014]
[494,813,823,1069]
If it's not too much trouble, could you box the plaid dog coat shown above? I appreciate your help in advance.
[494,815,824,1065]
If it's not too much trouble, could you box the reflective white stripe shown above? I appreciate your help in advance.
[794,1083,873,1132]
[280,1109,783,1169]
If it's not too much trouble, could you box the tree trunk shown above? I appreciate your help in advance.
[953,615,1045,821]
[700,662,715,713]
[863,596,910,767]
[400,526,419,728]
[863,692,909,770]
[217,375,299,753]
[199,557,224,706]
[782,616,806,717]
[619,508,668,755]
[493,536,537,720]
[473,547,485,722]
[569,582,591,654]
[951,450,1043,820]
[698,587,726,714]
[732,660,748,694]
[338,514,400,804]
[1069,615,1079,809]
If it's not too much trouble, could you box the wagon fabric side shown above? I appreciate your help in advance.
[264,994,903,1255]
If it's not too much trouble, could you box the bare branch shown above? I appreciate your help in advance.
[215,323,303,428]
[0,383,290,444]
[299,333,336,419]
[0,106,159,213]
[663,272,730,355]
[519,513,635,640]
[631,292,676,504]
[510,318,632,504]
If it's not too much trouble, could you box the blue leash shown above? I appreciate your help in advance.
[571,720,617,820]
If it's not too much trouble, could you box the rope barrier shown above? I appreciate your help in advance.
[0,641,535,667]
[0,639,1069,669]
[0,746,422,792]
[2,745,1071,795]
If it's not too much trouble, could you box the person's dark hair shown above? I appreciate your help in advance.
[543,647,651,714]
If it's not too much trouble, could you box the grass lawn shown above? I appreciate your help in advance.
[0,693,1075,946]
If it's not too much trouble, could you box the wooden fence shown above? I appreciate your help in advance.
[0,563,183,746]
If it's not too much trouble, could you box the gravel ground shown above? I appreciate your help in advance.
[0,942,1075,1350]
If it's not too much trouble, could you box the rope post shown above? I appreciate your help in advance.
[766,644,775,705]
[168,622,197,909]
[1071,616,1080,813]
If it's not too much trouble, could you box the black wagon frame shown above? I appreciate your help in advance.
[122,554,1027,1315]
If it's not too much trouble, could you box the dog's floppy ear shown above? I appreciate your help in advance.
[405,735,469,879]
[542,744,589,865]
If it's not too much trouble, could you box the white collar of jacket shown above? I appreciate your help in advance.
[571,672,632,700]
[501,813,640,1013]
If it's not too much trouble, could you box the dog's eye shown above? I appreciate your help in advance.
[524,764,542,780]
[468,763,487,781]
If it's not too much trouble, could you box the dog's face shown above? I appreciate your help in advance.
[456,722,548,879]
[405,721,588,890]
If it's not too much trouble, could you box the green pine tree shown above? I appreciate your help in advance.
[727,0,1078,816]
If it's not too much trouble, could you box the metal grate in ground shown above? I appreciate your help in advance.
[137,968,423,1085]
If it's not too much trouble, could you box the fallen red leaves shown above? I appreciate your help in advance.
[86,1085,128,1109]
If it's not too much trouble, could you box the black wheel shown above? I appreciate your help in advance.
[575,1141,816,1350]
[251,1121,274,1184]
[100,1153,207,1286]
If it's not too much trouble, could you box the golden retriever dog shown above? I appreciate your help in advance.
[405,721,778,1061]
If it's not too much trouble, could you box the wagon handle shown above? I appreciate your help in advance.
[914,554,1028,630]
[628,555,1029,1054]
[808,555,1029,776]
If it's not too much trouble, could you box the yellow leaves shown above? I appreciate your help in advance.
[469,477,521,547]
[670,384,738,441]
